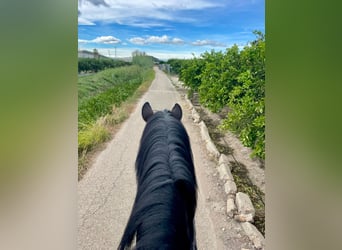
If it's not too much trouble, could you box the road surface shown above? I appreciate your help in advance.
[78,67,254,249]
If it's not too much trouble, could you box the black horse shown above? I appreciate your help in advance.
[118,102,197,250]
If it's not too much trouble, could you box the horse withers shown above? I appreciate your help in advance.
[118,102,198,250]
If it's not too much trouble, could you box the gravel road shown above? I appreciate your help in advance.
[78,67,255,249]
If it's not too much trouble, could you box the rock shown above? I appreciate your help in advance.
[224,180,237,195]
[198,121,220,159]
[185,98,193,110]
[219,154,229,165]
[235,192,255,221]
[217,163,234,181]
[219,154,235,171]
[226,198,236,218]
[199,121,211,142]
[234,214,254,222]
[191,108,201,123]
[206,140,220,159]
[240,222,265,250]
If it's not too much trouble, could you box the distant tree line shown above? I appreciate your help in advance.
[78,58,131,73]
[131,50,154,68]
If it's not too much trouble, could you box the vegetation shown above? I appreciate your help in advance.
[131,53,154,69]
[78,55,155,179]
[78,58,131,73]
[166,59,186,75]
[78,65,146,132]
[168,31,265,159]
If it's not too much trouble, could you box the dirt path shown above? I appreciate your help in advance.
[78,67,255,249]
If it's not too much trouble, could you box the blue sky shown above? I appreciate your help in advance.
[78,0,264,60]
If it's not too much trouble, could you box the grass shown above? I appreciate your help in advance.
[78,66,155,180]
[78,65,143,101]
[104,106,128,126]
[78,80,140,130]
[78,120,110,153]
[78,66,147,131]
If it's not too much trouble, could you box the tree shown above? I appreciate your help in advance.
[177,30,265,158]
[179,57,204,91]
[220,31,265,159]
[198,46,241,112]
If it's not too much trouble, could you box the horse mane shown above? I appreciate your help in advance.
[118,105,197,250]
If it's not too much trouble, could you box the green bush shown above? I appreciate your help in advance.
[179,57,204,91]
[178,31,265,159]
[167,59,186,75]
[197,47,241,112]
[220,70,265,159]
[78,58,131,73]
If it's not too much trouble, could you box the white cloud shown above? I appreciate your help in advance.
[127,35,226,48]
[78,36,121,45]
[80,0,109,7]
[128,37,146,45]
[172,38,185,44]
[78,39,89,44]
[80,34,227,50]
[149,0,220,10]
[92,36,121,44]
[146,35,169,44]
[191,39,226,47]
[128,35,184,45]
[78,17,96,25]
[147,51,198,60]
[78,0,223,27]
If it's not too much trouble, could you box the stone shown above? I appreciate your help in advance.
[235,192,255,219]
[224,180,237,195]
[191,108,201,123]
[241,222,265,250]
[217,163,234,181]
[226,198,236,218]
[234,214,254,222]
[206,140,220,159]
[199,121,211,142]
[219,154,229,165]
[185,98,193,110]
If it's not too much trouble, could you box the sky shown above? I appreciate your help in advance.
[78,0,264,60]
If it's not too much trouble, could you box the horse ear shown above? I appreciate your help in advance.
[171,103,182,120]
[142,102,154,122]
